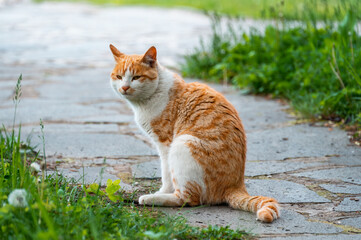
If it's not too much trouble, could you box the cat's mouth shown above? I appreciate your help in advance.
[120,90,133,97]
[118,88,131,96]
[122,91,132,95]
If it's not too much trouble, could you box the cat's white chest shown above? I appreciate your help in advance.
[134,109,156,136]
[132,101,167,141]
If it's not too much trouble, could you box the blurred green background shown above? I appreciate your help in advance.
[37,0,360,19]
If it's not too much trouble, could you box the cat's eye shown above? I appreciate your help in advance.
[132,76,141,81]
[116,75,122,80]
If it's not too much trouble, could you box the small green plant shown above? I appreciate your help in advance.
[86,182,105,196]
[182,1,361,124]
[86,180,123,202]
[105,179,123,202]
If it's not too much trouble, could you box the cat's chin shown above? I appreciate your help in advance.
[120,93,137,101]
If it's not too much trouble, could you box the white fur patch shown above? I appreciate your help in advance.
[168,134,206,202]
[139,193,182,206]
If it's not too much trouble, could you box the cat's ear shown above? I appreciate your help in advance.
[141,46,157,67]
[109,44,124,61]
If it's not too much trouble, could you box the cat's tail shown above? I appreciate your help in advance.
[225,189,280,223]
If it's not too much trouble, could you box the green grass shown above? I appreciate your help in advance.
[37,0,361,20]
[182,1,361,124]
[0,75,250,239]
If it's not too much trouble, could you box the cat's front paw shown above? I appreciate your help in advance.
[139,194,154,205]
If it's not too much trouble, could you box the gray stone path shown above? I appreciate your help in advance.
[1,2,361,239]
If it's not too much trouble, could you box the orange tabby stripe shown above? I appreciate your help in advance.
[225,189,280,222]
[182,181,202,206]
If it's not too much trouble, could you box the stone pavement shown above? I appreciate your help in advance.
[1,2,361,239]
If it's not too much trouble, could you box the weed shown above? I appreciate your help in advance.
[182,1,361,124]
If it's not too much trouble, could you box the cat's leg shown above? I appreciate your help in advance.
[139,134,205,207]
[139,193,183,206]
[156,144,174,194]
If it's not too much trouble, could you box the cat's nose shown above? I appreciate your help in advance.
[122,86,130,92]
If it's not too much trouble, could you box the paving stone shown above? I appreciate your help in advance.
[264,234,361,240]
[320,184,361,194]
[293,167,361,185]
[246,179,330,203]
[340,216,361,229]
[0,86,13,101]
[247,125,361,161]
[28,132,157,158]
[21,123,119,134]
[44,68,112,84]
[335,197,361,212]
[132,159,161,178]
[0,100,121,126]
[86,101,133,115]
[37,81,115,102]
[161,207,342,234]
[330,155,361,166]
[245,160,325,177]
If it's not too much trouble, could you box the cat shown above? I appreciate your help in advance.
[109,44,280,223]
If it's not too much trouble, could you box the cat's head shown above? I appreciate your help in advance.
[109,44,159,102]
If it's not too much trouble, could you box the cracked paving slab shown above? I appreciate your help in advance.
[246,179,330,203]
[320,184,361,194]
[335,197,361,212]
[293,167,361,185]
[245,158,329,177]
[329,155,361,166]
[340,216,361,230]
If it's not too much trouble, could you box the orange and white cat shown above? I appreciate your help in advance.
[109,45,280,223]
